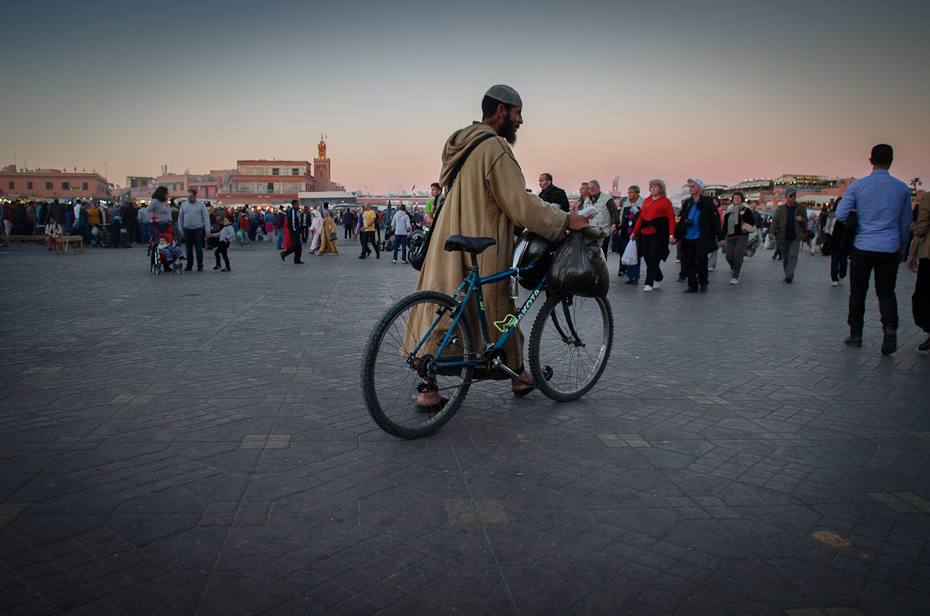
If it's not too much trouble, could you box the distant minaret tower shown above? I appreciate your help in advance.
[314,134,331,191]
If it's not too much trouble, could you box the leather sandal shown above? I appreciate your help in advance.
[512,366,553,397]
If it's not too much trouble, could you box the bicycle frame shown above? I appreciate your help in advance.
[409,257,553,370]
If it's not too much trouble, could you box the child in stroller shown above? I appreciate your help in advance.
[149,227,185,274]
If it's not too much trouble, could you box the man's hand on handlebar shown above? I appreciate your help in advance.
[567,212,590,231]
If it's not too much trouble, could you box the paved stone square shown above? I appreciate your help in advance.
[1,238,928,615]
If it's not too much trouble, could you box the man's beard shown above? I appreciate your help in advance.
[498,117,517,145]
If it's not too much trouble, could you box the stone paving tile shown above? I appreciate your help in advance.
[1,241,929,615]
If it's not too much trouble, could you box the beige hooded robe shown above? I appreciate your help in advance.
[405,122,569,372]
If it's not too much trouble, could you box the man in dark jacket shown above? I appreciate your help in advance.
[768,188,808,283]
[677,179,723,293]
[538,174,571,212]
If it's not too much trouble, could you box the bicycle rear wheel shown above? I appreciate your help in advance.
[528,293,613,401]
[361,290,475,439]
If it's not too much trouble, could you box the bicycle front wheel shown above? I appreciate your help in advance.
[528,293,613,401]
[361,290,475,439]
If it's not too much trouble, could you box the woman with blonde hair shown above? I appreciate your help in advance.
[317,209,339,255]
[630,179,677,291]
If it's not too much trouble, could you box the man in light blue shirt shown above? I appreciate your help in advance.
[836,144,913,354]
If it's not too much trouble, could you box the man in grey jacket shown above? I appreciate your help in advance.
[178,188,211,271]
[768,187,807,283]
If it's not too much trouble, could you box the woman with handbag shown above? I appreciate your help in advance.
[723,191,757,284]
[317,210,339,255]
[630,179,676,292]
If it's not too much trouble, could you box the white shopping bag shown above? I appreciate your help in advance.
[620,239,638,266]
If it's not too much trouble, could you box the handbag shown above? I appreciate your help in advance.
[620,238,638,265]
[409,133,497,271]
[329,232,337,241]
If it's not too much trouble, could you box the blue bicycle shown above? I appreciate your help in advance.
[361,231,614,439]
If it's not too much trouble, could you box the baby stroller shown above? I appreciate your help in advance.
[90,224,108,247]
[148,227,185,275]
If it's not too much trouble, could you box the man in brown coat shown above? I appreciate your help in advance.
[410,85,589,406]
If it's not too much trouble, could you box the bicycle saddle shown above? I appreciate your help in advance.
[443,235,496,254]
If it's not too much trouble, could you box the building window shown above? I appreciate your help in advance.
[83,182,89,190]
[272,168,280,175]
[62,182,69,190]
[291,168,299,175]
[27,182,33,190]
[267,183,274,192]
[46,182,53,190]
[7,181,13,190]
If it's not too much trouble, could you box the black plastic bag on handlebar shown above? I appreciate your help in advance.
[546,229,610,298]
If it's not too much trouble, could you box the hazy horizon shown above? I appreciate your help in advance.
[2,0,928,196]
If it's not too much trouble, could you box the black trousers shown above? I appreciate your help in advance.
[281,228,302,262]
[639,233,666,286]
[361,231,379,257]
[215,240,230,268]
[913,258,930,333]
[831,249,849,281]
[680,238,708,288]
[848,247,900,333]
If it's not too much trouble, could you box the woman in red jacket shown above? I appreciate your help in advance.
[630,179,677,291]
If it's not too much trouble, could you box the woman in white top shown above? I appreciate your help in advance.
[391,205,412,263]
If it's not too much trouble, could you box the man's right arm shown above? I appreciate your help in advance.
[835,187,855,223]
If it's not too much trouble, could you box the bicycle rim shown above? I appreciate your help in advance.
[361,291,475,439]
[529,294,613,401]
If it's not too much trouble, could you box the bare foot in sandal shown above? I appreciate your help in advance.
[416,391,442,407]
[510,370,534,394]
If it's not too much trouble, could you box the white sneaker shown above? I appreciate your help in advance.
[730,278,739,284]
[653,280,662,289]
[643,285,653,292]
[838,278,844,285]
[392,259,396,263]
[831,280,839,287]
[674,259,679,263]
[708,267,715,272]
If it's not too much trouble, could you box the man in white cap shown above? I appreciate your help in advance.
[407,85,590,407]
[677,179,723,293]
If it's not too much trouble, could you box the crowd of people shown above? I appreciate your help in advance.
[534,144,925,354]
[2,89,925,359]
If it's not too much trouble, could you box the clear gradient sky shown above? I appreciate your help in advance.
[2,0,928,197]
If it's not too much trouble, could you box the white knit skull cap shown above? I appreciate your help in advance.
[485,84,522,107]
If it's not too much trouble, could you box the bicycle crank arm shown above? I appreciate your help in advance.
[490,358,522,381]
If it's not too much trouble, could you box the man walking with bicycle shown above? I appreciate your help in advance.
[411,85,589,408]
